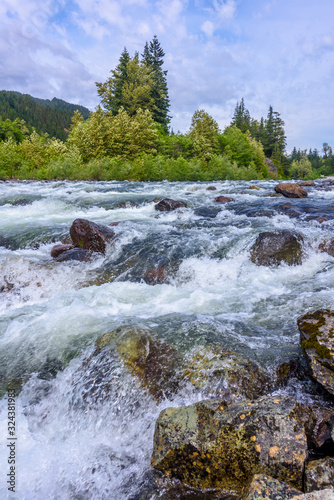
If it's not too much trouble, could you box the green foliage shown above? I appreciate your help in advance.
[289,155,313,179]
[189,110,220,161]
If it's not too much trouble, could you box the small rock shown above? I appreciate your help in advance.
[154,198,188,211]
[250,230,303,266]
[318,239,334,257]
[143,266,170,285]
[304,458,334,493]
[299,180,315,187]
[240,474,302,500]
[298,309,334,397]
[214,196,233,203]
[51,244,75,258]
[116,201,139,208]
[275,183,308,198]
[291,488,334,499]
[206,186,217,191]
[249,185,261,190]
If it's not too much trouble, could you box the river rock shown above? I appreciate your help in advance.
[181,345,268,404]
[249,185,261,190]
[240,474,302,500]
[151,395,312,492]
[276,358,306,386]
[304,458,334,493]
[143,265,170,285]
[154,198,188,211]
[54,248,92,262]
[70,218,115,254]
[51,244,75,258]
[206,186,217,191]
[214,196,233,203]
[265,158,278,179]
[275,183,308,198]
[250,230,303,266]
[297,309,334,396]
[292,489,334,499]
[318,239,334,257]
[94,327,180,400]
[116,200,139,208]
[299,180,315,187]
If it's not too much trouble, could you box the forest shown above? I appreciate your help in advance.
[0,36,333,182]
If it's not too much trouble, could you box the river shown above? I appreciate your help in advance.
[0,179,333,499]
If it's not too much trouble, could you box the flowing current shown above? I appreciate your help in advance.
[0,179,333,499]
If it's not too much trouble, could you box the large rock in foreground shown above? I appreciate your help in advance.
[275,183,308,198]
[250,230,303,266]
[298,309,334,396]
[154,198,188,211]
[151,395,312,492]
[70,218,115,254]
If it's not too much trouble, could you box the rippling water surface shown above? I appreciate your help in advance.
[0,179,333,499]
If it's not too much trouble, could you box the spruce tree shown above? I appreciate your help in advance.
[142,35,170,133]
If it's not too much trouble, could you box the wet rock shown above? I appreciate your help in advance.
[276,358,306,386]
[181,345,268,404]
[297,309,334,397]
[151,395,312,492]
[249,185,261,190]
[143,265,171,285]
[155,198,188,211]
[304,458,334,493]
[206,186,217,191]
[214,196,233,203]
[318,239,334,257]
[0,277,14,293]
[250,230,304,266]
[116,200,139,208]
[70,218,115,254]
[94,328,180,400]
[265,158,278,179]
[292,489,334,499]
[299,180,315,187]
[55,248,92,262]
[308,406,334,451]
[275,183,308,198]
[51,244,75,258]
[240,474,302,500]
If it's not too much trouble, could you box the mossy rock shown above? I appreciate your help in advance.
[181,345,268,404]
[94,327,180,400]
[297,310,334,396]
[151,395,312,492]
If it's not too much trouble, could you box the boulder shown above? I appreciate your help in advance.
[274,183,308,198]
[265,158,278,179]
[297,310,334,396]
[250,230,303,266]
[94,328,179,400]
[182,345,268,404]
[55,248,91,262]
[304,458,334,493]
[214,196,233,203]
[151,395,312,492]
[318,239,334,257]
[70,218,115,254]
[155,198,188,211]
[240,474,302,500]
[51,244,75,258]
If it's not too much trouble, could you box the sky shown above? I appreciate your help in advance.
[0,0,333,152]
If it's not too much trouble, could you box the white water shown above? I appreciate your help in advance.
[0,179,334,499]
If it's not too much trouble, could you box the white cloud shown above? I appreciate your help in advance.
[201,20,215,37]
[213,0,236,20]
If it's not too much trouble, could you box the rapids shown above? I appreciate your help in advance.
[0,179,333,499]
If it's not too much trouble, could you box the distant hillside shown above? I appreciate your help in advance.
[0,91,91,141]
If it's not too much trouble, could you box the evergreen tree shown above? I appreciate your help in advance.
[142,35,170,132]
[231,98,251,133]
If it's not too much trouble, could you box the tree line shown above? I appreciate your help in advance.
[0,37,333,181]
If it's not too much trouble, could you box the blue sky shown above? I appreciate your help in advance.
[0,0,333,152]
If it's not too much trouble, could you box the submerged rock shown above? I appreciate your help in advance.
[249,185,261,190]
[275,182,308,198]
[182,345,268,404]
[214,196,233,203]
[206,186,217,191]
[151,395,312,492]
[240,474,302,500]
[318,239,334,257]
[55,248,91,262]
[304,458,334,493]
[51,244,75,258]
[298,309,334,397]
[250,230,303,266]
[143,265,171,285]
[94,328,180,400]
[70,218,115,254]
[155,198,188,211]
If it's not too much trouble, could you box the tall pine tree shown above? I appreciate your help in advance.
[142,35,170,133]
